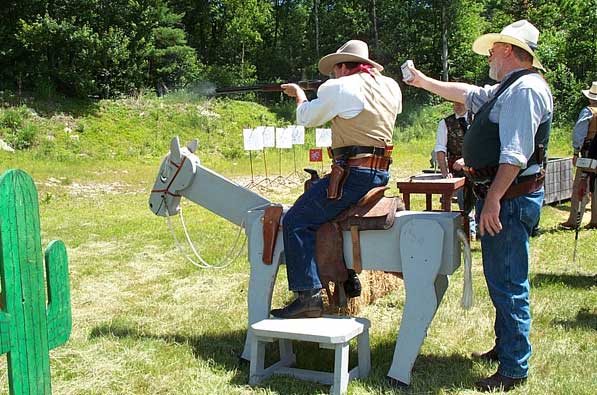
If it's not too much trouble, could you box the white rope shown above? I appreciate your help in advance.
[164,198,246,270]
[457,228,473,309]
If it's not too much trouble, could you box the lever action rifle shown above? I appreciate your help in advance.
[572,173,589,264]
[215,79,324,95]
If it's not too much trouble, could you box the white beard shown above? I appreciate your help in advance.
[489,61,501,81]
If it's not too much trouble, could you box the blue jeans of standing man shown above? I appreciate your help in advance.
[282,167,389,291]
[475,188,544,379]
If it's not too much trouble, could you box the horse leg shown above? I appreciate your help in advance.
[387,218,445,385]
[241,234,282,361]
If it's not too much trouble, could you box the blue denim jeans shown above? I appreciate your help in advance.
[475,188,544,379]
[282,167,389,291]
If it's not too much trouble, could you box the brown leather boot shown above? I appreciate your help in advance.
[270,289,323,319]
[474,372,527,392]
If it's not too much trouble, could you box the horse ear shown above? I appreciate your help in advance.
[170,136,182,162]
[187,139,198,153]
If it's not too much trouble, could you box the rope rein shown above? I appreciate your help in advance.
[164,197,246,270]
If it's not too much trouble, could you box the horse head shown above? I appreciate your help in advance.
[149,136,199,216]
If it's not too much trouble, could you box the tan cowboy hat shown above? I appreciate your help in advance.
[583,81,597,100]
[318,40,383,75]
[472,20,545,71]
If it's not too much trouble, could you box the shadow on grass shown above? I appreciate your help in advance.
[89,320,480,394]
[531,272,597,288]
[553,308,597,331]
[89,320,250,386]
[369,342,478,394]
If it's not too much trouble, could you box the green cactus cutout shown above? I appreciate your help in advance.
[0,169,72,395]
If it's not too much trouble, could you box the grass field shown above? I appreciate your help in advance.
[0,96,595,394]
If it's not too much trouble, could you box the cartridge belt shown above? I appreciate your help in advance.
[346,156,391,171]
[328,145,392,159]
[470,172,545,200]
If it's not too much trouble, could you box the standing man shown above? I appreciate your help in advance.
[404,20,552,391]
[559,81,597,229]
[434,101,476,238]
[270,40,402,319]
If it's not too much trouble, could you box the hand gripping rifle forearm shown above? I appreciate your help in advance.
[215,80,324,95]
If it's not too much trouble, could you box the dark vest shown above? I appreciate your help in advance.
[462,70,551,173]
[445,114,468,162]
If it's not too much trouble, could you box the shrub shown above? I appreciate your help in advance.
[0,106,39,149]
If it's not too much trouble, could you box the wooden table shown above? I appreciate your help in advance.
[396,174,466,212]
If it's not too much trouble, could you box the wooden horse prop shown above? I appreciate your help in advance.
[149,137,471,385]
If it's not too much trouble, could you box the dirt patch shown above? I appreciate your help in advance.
[68,181,143,197]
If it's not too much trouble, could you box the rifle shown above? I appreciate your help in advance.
[572,173,589,264]
[215,80,324,95]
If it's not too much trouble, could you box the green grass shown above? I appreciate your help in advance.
[0,95,595,394]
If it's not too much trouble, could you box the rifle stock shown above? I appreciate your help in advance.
[215,80,324,95]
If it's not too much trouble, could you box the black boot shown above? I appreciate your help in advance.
[270,289,323,319]
[344,270,361,298]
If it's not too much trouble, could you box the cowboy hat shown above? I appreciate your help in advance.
[583,81,597,100]
[318,40,383,75]
[472,20,545,71]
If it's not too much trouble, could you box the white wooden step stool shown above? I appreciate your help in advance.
[249,316,371,395]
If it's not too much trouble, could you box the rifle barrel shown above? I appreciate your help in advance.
[215,80,324,95]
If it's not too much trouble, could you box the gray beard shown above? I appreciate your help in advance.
[489,64,500,81]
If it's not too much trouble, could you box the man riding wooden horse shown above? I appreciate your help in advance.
[272,39,403,319]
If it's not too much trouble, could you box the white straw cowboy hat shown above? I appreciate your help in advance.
[583,82,597,100]
[472,20,545,71]
[318,40,383,75]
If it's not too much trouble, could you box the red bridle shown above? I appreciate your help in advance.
[150,156,187,197]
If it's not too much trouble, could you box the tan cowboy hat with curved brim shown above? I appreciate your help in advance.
[318,40,383,75]
[583,81,597,100]
[472,20,545,71]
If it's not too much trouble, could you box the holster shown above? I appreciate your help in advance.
[462,179,476,214]
[327,164,349,200]
[262,204,283,264]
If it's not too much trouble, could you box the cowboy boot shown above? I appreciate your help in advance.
[270,289,323,319]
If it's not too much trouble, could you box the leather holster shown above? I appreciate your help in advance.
[262,205,283,264]
[327,164,349,200]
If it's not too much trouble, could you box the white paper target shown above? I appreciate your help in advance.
[263,126,275,147]
[243,128,264,151]
[315,128,332,147]
[275,127,293,149]
[291,125,305,145]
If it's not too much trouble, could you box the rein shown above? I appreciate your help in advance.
[163,196,246,270]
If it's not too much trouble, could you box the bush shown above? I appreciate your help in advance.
[0,106,39,149]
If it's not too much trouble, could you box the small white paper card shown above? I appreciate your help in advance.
[315,128,332,147]
[275,127,293,148]
[243,128,263,151]
[292,125,305,145]
[263,126,275,147]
